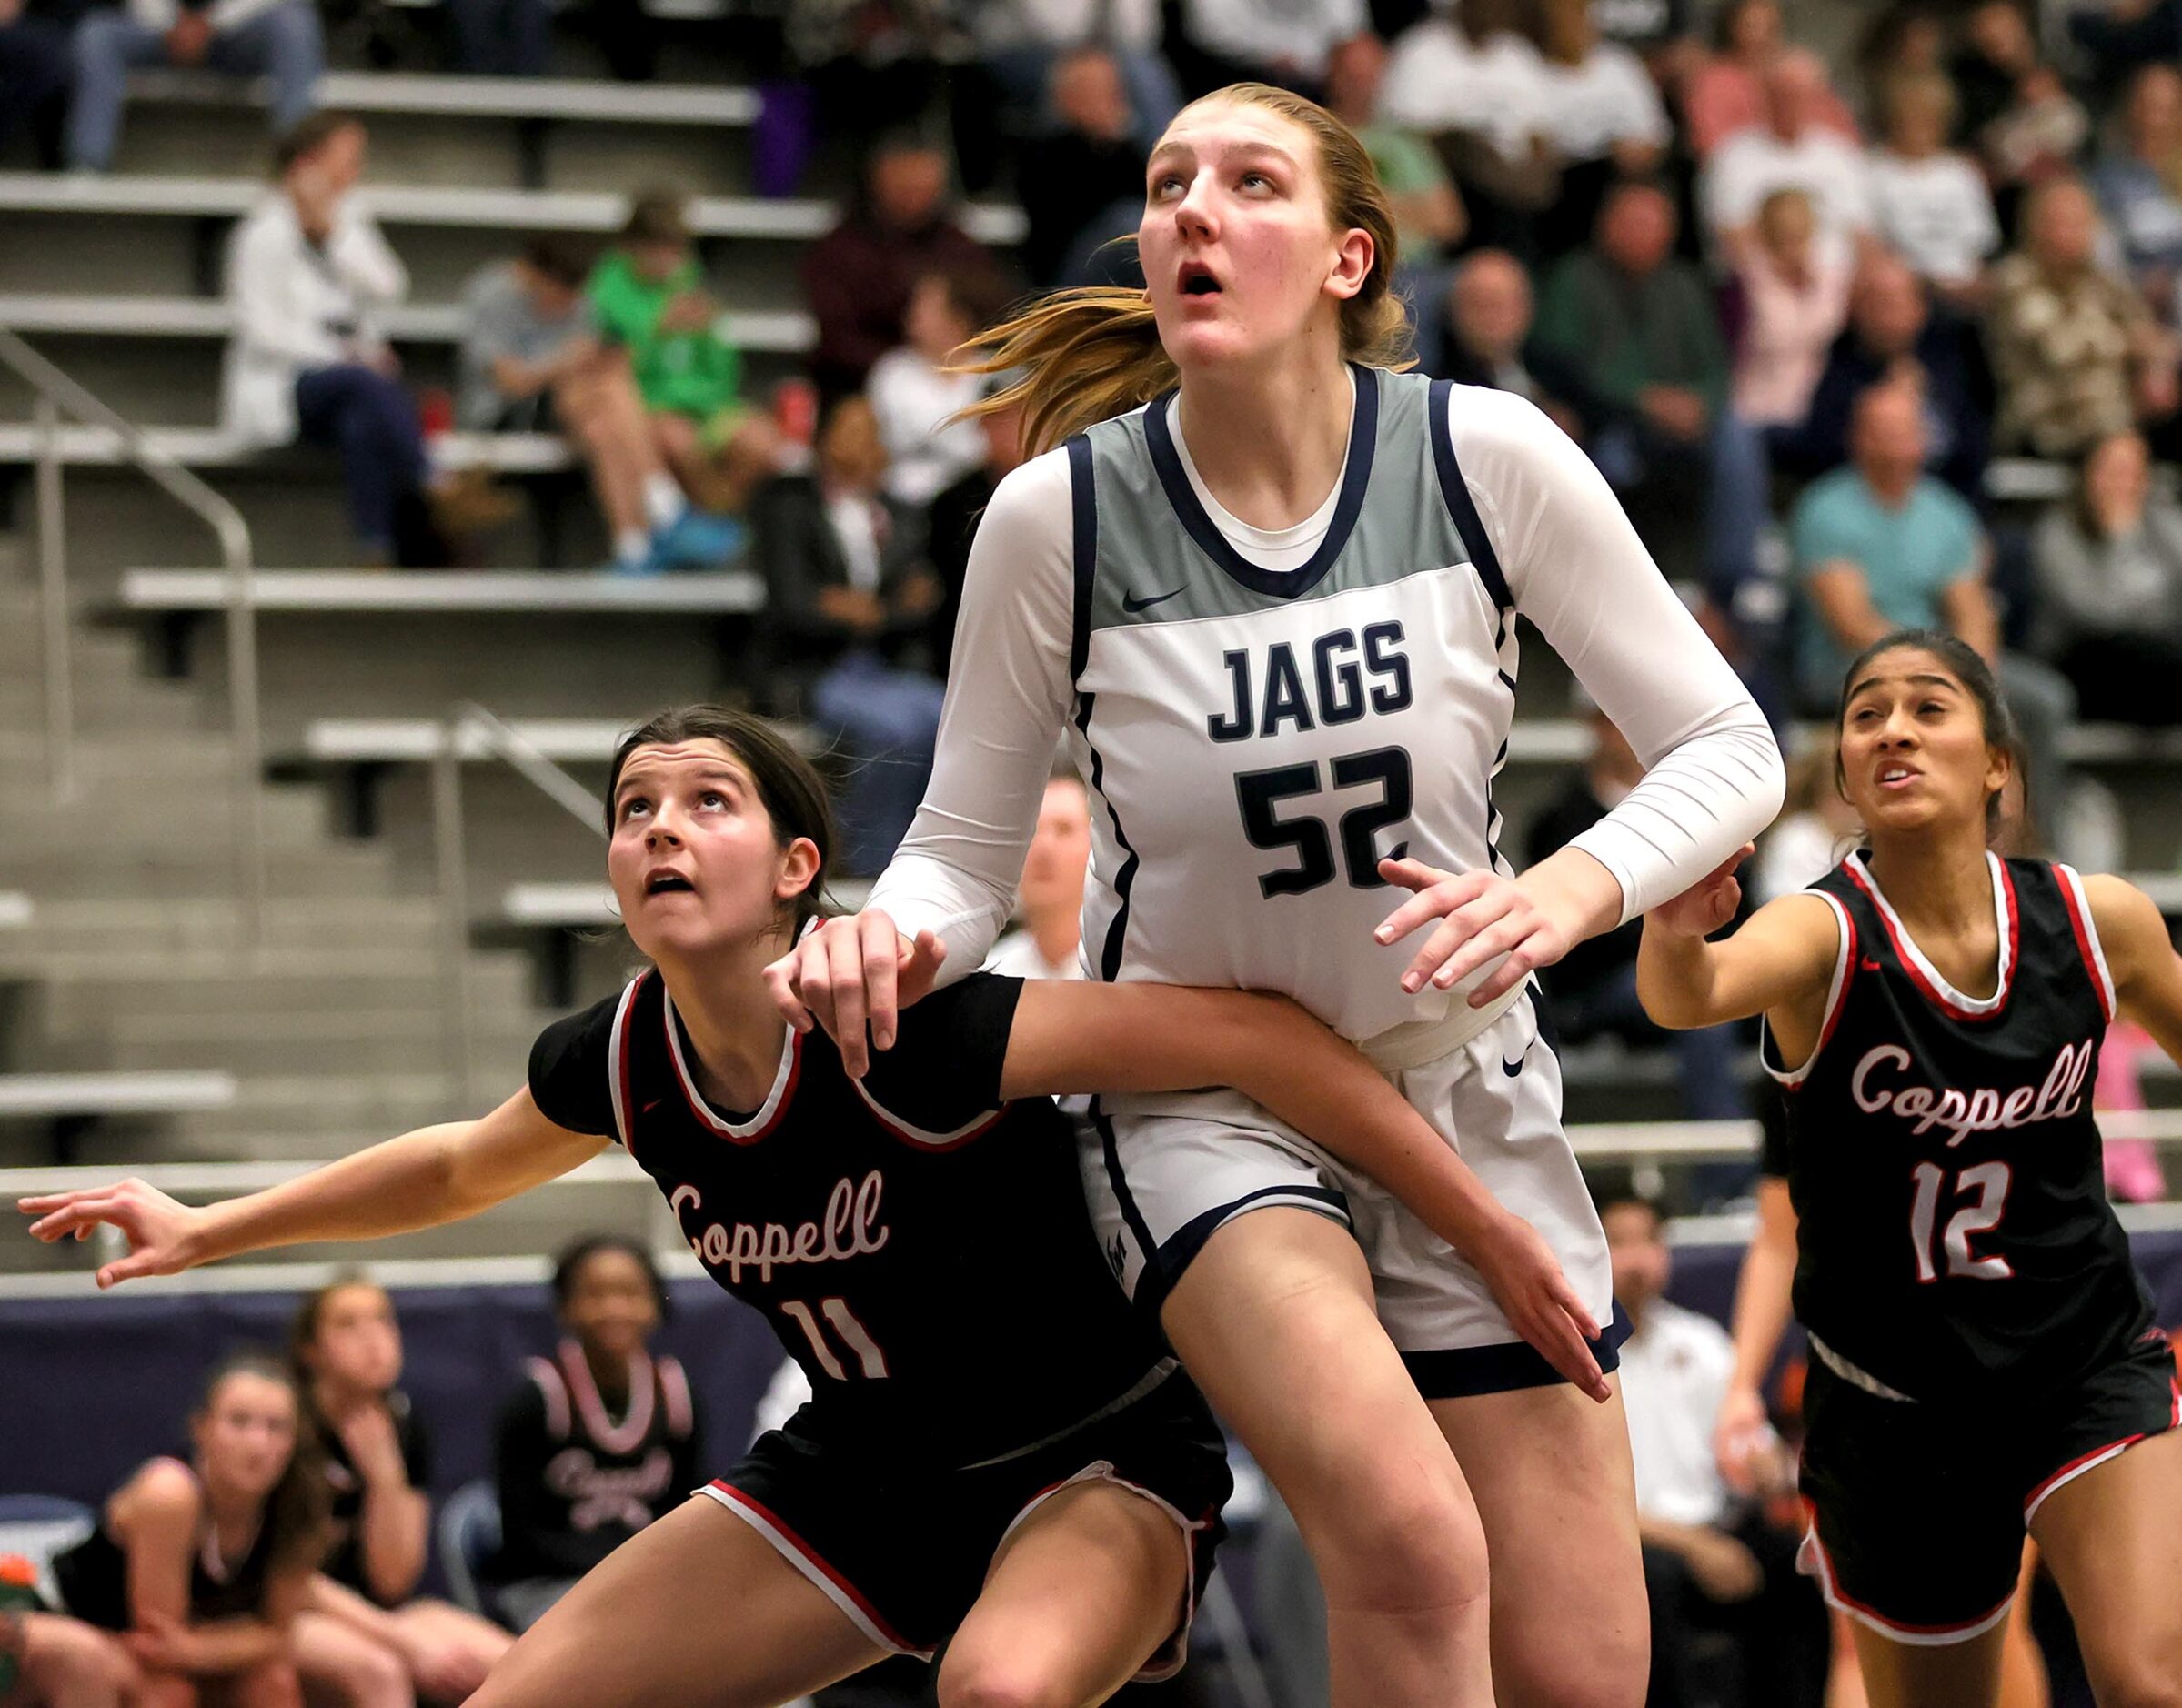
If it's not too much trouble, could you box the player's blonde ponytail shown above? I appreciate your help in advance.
[962,83,1412,457]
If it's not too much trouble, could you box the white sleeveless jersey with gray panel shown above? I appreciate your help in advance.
[1062,366,1627,1387]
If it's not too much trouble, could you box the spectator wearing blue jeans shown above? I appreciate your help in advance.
[752,397,945,877]
[447,0,548,76]
[222,113,446,565]
[0,0,78,166]
[1793,380,2076,834]
[66,0,319,171]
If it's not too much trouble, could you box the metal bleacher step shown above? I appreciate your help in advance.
[28,955,530,1029]
[7,895,446,956]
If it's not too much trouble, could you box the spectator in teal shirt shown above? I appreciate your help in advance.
[588,191,781,538]
[1793,381,2076,833]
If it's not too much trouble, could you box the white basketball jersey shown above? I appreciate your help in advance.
[1066,367,1523,1044]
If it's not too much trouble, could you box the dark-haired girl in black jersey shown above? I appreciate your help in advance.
[22,704,1599,1708]
[1636,630,2182,1708]
[47,1352,328,1708]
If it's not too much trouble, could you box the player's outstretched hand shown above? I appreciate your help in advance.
[1373,857,1577,1008]
[1713,1381,1772,1494]
[16,1178,207,1288]
[762,910,946,1078]
[1647,844,1756,940]
[1468,1211,1612,1403]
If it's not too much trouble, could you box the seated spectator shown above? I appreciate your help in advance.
[1701,48,1873,274]
[1987,176,2181,460]
[1682,0,1857,162]
[65,0,318,171]
[1534,180,1727,534]
[985,771,1091,981]
[2089,64,2182,318]
[461,236,738,576]
[1381,0,1555,257]
[1865,70,2000,307]
[47,1351,325,1708]
[801,135,1000,403]
[1728,186,1849,430]
[869,268,1001,511]
[589,192,781,530]
[1324,32,1465,368]
[751,396,944,876]
[1015,45,1145,289]
[1432,248,1593,441]
[489,1237,700,1633]
[288,1277,513,1704]
[447,0,548,77]
[2031,428,2182,726]
[1791,381,2075,831]
[0,0,75,167]
[1605,1196,1828,1708]
[1167,0,1365,102]
[1590,0,1702,90]
[2068,0,2182,101]
[221,113,467,568]
[1526,709,1751,1139]
[1779,251,1989,499]
[967,0,1179,157]
[1954,1,2087,236]
[1533,0,1671,255]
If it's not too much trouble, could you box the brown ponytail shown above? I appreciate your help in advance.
[961,83,1413,456]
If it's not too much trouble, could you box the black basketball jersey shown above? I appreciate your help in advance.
[491,1341,700,1582]
[316,1389,431,1602]
[52,1461,280,1631]
[1764,852,2156,1402]
[527,971,1172,1468]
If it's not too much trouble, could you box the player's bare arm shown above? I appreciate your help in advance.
[2086,872,2182,1064]
[1637,850,1839,1052]
[17,1090,608,1288]
[1001,978,1612,1400]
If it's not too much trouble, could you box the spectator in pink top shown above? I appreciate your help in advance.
[1730,186,1849,427]
[2093,1020,2169,1204]
[1682,0,1857,161]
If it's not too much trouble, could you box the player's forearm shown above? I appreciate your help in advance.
[161,1616,285,1674]
[1726,1223,1797,1397]
[1215,996,1511,1254]
[194,1127,475,1263]
[1637,925,1727,1030]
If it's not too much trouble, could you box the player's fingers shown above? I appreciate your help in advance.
[1417,913,1528,995]
[762,953,814,1034]
[16,1190,97,1214]
[1376,855,1457,895]
[29,1197,116,1242]
[1532,1306,1605,1399]
[858,913,900,1054]
[797,934,840,1043]
[1373,869,1490,945]
[98,1248,166,1289]
[824,931,870,1079]
[1465,928,1550,1005]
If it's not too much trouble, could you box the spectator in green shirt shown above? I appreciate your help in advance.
[588,191,781,524]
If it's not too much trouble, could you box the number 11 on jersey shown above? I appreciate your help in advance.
[780,1298,890,1379]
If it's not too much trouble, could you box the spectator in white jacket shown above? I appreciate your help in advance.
[222,113,441,566]
[66,0,320,171]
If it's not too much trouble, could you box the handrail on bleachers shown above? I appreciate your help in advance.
[120,568,763,613]
[119,69,764,126]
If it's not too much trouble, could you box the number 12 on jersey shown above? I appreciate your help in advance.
[1909,1160,2014,1282]
[779,1298,890,1379]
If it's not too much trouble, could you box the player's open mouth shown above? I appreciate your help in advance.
[1178,260,1222,297]
[645,869,696,896]
[1876,763,1920,790]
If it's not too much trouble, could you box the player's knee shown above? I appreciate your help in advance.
[350,1634,417,1708]
[932,1651,1079,1708]
[1507,1631,1649,1708]
[1302,1466,1488,1616]
[234,1658,304,1708]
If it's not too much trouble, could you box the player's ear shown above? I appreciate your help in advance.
[1325,226,1372,302]
[774,836,821,902]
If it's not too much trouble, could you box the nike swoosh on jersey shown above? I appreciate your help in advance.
[1121,587,1183,613]
[1502,1047,1528,1077]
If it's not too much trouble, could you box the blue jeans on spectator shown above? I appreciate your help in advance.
[66,0,321,168]
[448,0,550,76]
[0,13,73,164]
[294,364,428,560]
[810,650,945,878]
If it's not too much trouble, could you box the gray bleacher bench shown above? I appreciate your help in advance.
[0,174,1029,246]
[0,894,31,930]
[120,568,764,613]
[0,295,816,357]
[0,1070,237,1165]
[127,69,760,126]
[0,422,573,473]
[505,876,871,929]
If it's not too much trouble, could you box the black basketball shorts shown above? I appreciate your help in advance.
[1797,1330,2180,1643]
[698,1369,1232,1676]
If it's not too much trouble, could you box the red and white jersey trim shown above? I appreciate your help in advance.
[1844,852,2018,1021]
[849,1078,1007,1151]
[607,974,647,1152]
[2021,1392,2178,1523]
[558,1340,657,1455]
[2052,864,2117,1024]
[699,1481,931,1659]
[1764,890,1856,1090]
[662,990,802,1142]
[1797,1513,2014,1646]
